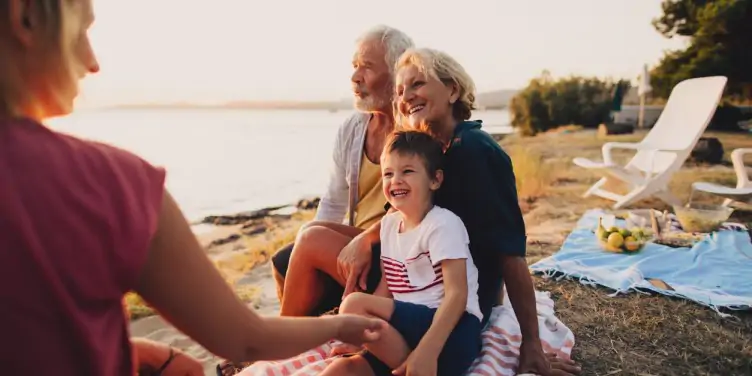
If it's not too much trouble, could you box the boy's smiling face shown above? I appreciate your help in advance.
[381,150,442,217]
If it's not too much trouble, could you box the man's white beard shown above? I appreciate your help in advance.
[354,96,387,112]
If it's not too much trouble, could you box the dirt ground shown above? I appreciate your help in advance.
[502,129,752,376]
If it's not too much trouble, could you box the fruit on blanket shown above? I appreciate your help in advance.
[596,217,608,240]
[631,227,645,240]
[624,236,640,252]
[607,232,624,248]
[595,217,650,253]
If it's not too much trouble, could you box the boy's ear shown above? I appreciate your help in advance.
[431,169,444,190]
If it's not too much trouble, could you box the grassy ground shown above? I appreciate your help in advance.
[502,129,752,375]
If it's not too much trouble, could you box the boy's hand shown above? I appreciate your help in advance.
[329,343,363,357]
[391,347,438,376]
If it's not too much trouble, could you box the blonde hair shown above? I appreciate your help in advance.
[0,0,79,118]
[395,48,477,121]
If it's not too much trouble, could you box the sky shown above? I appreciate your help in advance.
[77,0,688,107]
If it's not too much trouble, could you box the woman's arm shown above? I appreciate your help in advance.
[413,259,468,358]
[135,190,383,362]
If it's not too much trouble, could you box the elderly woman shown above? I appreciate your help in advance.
[282,47,581,375]
[0,0,386,374]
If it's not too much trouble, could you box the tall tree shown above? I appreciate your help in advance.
[650,0,752,100]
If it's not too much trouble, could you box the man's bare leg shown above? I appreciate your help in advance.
[279,226,354,316]
[272,221,364,302]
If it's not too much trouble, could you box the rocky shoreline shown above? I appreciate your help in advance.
[195,197,319,252]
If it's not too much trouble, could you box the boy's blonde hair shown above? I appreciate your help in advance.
[395,47,477,122]
[0,0,79,118]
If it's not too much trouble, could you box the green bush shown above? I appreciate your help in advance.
[510,73,630,136]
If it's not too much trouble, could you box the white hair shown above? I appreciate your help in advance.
[356,25,415,75]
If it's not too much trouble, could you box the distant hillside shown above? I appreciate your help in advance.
[476,89,518,109]
[108,89,520,111]
[335,89,519,111]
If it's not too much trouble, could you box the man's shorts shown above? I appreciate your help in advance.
[362,300,483,376]
[271,242,383,316]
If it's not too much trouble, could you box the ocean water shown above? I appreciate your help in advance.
[48,108,512,221]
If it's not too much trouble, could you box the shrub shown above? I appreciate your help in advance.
[510,73,630,136]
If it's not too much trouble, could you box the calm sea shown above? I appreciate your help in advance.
[47,108,512,221]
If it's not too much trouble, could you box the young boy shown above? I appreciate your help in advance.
[322,130,483,376]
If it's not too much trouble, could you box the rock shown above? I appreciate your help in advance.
[201,205,289,225]
[690,137,724,164]
[597,122,634,137]
[297,197,321,210]
[208,234,240,247]
[242,225,267,237]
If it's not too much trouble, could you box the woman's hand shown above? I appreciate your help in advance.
[391,348,438,376]
[337,234,373,297]
[333,314,386,346]
[160,350,204,376]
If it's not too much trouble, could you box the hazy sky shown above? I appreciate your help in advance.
[77,0,688,107]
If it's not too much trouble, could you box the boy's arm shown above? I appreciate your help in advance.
[412,259,468,359]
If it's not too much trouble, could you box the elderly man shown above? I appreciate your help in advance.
[271,25,413,316]
[271,25,580,376]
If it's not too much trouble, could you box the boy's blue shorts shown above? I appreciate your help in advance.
[361,300,482,376]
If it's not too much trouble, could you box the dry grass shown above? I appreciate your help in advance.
[508,145,556,200]
[502,129,752,375]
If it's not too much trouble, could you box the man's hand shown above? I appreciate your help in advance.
[517,340,581,376]
[337,235,373,297]
[332,314,385,346]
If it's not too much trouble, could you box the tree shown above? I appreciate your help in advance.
[509,73,629,136]
[650,0,752,100]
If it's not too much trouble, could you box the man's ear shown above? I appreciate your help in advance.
[8,0,35,47]
[431,169,444,190]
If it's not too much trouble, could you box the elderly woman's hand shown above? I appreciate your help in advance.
[337,234,373,297]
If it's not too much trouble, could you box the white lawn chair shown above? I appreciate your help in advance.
[692,148,752,206]
[573,76,728,209]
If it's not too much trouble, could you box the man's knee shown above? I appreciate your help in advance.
[339,292,371,315]
[292,225,340,264]
[271,242,294,277]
